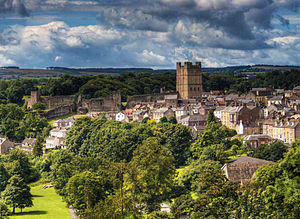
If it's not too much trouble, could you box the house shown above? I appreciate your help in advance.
[45,137,65,149]
[179,114,208,134]
[222,156,273,185]
[247,88,273,106]
[45,128,68,149]
[0,137,14,155]
[293,86,300,95]
[164,94,178,107]
[214,106,225,120]
[243,134,276,148]
[152,107,175,122]
[53,118,75,128]
[115,112,126,122]
[220,106,261,134]
[267,118,300,144]
[268,95,284,106]
[20,138,36,153]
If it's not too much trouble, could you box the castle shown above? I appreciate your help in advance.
[176,62,202,100]
[27,90,121,118]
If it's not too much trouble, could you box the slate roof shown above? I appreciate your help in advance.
[222,156,273,184]
[22,138,36,146]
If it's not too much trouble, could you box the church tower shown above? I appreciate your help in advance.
[176,61,202,100]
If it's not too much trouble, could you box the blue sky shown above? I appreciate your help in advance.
[0,0,299,68]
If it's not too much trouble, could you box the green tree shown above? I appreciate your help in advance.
[159,116,168,123]
[0,202,10,218]
[2,175,33,214]
[31,102,46,111]
[32,135,43,157]
[168,116,178,124]
[250,141,287,162]
[3,149,37,183]
[124,137,175,214]
[0,163,9,192]
[153,123,192,167]
[207,110,217,124]
[65,171,112,215]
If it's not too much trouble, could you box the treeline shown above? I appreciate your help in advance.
[203,69,300,93]
[0,69,299,105]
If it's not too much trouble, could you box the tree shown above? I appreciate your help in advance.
[0,163,9,192]
[0,202,10,218]
[32,135,43,157]
[124,137,175,214]
[65,171,112,215]
[159,116,168,123]
[153,123,192,167]
[250,141,287,162]
[2,175,33,214]
[168,116,178,124]
[207,110,217,124]
[3,149,37,183]
[31,102,46,111]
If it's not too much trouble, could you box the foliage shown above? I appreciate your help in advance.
[171,194,195,218]
[0,163,9,192]
[65,171,112,215]
[152,123,192,167]
[147,211,173,219]
[192,117,236,163]
[1,175,33,214]
[3,149,38,183]
[32,135,44,157]
[32,102,46,111]
[0,202,10,218]
[249,141,287,162]
[124,137,176,214]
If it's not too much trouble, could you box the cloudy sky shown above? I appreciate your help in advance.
[0,0,299,68]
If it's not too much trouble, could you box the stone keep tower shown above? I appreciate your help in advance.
[176,61,202,99]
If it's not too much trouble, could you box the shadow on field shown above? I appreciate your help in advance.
[14,210,47,216]
[32,195,44,197]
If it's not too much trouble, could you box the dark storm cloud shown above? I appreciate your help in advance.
[0,0,29,16]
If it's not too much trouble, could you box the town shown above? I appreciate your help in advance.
[0,62,299,219]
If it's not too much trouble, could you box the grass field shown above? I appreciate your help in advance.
[9,186,71,219]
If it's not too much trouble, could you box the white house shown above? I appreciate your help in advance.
[115,112,126,122]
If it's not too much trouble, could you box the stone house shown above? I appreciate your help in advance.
[268,95,284,106]
[152,107,175,122]
[179,114,208,134]
[0,137,14,155]
[265,118,300,144]
[116,112,126,122]
[243,134,276,148]
[220,106,261,134]
[247,88,273,106]
[45,128,68,149]
[20,138,36,153]
[53,118,75,128]
[222,156,273,185]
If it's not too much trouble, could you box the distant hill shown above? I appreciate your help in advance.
[0,65,299,79]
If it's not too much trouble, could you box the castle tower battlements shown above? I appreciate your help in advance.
[176,61,202,100]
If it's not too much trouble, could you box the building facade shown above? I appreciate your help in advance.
[176,62,202,100]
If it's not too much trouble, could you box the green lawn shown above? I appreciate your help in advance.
[9,186,71,219]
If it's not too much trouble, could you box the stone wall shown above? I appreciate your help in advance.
[27,90,122,118]
[42,105,74,119]
[81,91,121,112]
[127,93,165,108]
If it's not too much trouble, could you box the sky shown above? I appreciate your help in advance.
[0,0,299,68]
